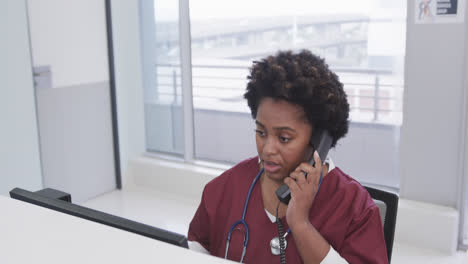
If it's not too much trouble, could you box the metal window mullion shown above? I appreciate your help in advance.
[179,0,194,162]
[373,75,380,122]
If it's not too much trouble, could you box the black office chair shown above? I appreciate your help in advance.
[364,186,399,264]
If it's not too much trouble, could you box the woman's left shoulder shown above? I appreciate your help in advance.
[325,167,377,211]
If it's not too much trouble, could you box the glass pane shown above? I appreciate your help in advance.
[143,0,184,155]
[189,0,406,188]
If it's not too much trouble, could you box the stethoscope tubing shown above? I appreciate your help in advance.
[224,166,324,262]
[225,168,264,262]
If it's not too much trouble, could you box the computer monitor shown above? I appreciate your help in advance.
[9,187,189,248]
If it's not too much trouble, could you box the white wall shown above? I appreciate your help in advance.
[400,1,468,208]
[110,0,146,185]
[36,82,116,202]
[27,0,109,88]
[0,0,43,195]
[27,0,117,202]
[462,0,468,245]
[0,0,146,199]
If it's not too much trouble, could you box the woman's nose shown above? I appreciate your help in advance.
[262,137,278,155]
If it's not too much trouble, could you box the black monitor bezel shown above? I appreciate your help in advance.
[9,188,188,248]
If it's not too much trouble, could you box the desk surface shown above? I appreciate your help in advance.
[0,195,231,264]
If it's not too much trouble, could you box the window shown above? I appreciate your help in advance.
[141,0,406,188]
[140,0,184,156]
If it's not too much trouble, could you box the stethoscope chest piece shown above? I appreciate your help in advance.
[270,236,287,255]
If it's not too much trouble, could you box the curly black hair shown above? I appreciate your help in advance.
[243,50,349,147]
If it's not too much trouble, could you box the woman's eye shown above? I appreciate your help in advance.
[255,130,266,137]
[279,136,291,143]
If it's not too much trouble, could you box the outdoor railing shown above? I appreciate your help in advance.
[150,63,404,125]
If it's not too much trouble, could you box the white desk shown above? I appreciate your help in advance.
[0,195,231,264]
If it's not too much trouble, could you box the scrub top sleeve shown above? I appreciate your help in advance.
[339,206,389,264]
[188,188,211,252]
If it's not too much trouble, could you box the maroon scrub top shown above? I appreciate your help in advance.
[188,157,388,264]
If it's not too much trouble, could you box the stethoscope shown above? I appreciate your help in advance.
[224,167,323,262]
[224,168,263,263]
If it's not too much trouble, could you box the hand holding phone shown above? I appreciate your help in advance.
[275,129,333,205]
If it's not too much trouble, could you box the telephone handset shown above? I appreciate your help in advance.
[275,129,333,205]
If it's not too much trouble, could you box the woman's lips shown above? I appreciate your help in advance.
[263,160,281,173]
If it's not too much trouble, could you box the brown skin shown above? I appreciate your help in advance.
[256,98,331,264]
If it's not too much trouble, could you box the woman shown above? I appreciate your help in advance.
[188,50,387,263]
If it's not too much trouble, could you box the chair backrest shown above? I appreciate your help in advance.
[364,186,399,264]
